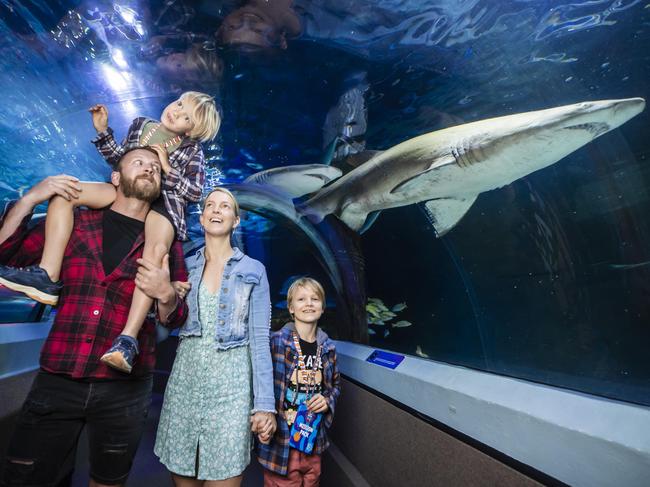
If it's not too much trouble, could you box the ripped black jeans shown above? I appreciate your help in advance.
[1,371,152,486]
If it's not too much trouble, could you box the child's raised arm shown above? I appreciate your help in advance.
[89,104,108,133]
[90,108,146,169]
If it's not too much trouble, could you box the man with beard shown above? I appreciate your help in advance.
[0,147,189,487]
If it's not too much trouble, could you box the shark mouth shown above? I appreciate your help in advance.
[563,122,610,137]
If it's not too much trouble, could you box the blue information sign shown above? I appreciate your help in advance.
[366,350,405,369]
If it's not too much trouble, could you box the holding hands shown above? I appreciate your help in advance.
[251,411,277,445]
[89,104,109,133]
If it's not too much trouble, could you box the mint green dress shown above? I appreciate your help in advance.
[155,284,253,480]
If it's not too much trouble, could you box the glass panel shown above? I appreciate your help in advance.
[0,1,647,406]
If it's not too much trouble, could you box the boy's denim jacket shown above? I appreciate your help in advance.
[180,246,275,413]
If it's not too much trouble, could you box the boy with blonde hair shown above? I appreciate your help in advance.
[257,277,341,486]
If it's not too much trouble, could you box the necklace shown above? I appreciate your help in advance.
[140,123,183,148]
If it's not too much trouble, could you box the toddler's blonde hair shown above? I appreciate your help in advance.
[181,91,220,142]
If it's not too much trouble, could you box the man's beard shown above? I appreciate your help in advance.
[120,174,160,203]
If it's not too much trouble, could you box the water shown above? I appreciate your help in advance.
[0,0,649,406]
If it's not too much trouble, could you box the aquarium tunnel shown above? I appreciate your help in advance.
[0,1,649,486]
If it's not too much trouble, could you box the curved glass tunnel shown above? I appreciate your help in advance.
[0,1,649,486]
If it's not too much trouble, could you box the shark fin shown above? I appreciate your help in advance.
[359,210,382,234]
[338,205,369,232]
[390,156,456,195]
[423,196,477,237]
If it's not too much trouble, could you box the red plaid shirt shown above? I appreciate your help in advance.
[0,204,188,380]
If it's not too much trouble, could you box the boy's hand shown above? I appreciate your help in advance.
[306,394,329,414]
[172,281,191,299]
[257,432,273,445]
[150,144,172,175]
[89,104,109,133]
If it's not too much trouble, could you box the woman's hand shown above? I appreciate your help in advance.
[306,394,329,414]
[172,281,191,300]
[150,144,172,175]
[88,104,109,133]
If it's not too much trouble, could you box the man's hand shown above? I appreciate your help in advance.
[23,174,81,205]
[306,394,329,414]
[150,144,172,175]
[135,254,175,303]
[88,104,109,133]
[251,412,276,445]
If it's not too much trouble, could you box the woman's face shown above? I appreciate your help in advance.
[200,190,240,237]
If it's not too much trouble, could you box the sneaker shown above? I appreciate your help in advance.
[0,265,62,306]
[100,335,139,373]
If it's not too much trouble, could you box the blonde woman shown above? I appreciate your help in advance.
[155,188,276,486]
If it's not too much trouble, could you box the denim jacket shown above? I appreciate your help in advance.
[180,246,275,413]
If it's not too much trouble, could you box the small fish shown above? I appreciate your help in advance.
[393,320,412,328]
[240,148,256,161]
[366,303,381,315]
[383,329,390,338]
[391,302,407,312]
[368,328,377,335]
[415,345,429,358]
[608,261,650,270]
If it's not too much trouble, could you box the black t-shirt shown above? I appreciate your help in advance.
[286,338,323,400]
[102,209,144,275]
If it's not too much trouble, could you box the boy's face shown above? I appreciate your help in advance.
[160,97,196,136]
[289,285,324,325]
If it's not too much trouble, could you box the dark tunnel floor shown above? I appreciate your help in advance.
[71,393,264,486]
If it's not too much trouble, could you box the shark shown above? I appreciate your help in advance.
[297,98,645,236]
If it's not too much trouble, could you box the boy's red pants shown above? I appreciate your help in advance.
[263,449,322,487]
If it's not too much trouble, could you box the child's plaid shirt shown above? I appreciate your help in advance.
[257,322,341,475]
[92,116,205,241]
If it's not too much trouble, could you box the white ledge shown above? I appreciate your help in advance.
[334,341,650,487]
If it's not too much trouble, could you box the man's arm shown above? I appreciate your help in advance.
[0,175,81,261]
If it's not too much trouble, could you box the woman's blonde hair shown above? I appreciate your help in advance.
[202,187,240,218]
[181,91,221,142]
[287,277,326,311]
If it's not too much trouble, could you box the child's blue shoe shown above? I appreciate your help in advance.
[0,264,62,306]
[100,335,139,373]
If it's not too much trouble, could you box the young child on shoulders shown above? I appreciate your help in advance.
[257,277,341,487]
[0,91,220,373]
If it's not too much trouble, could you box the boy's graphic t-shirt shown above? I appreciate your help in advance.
[285,338,323,409]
